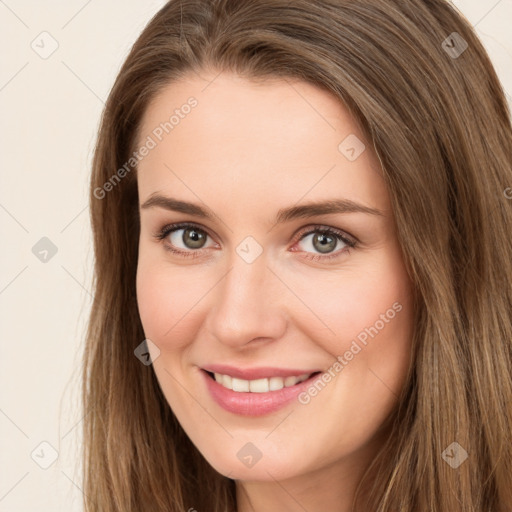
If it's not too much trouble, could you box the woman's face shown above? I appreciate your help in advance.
[135,71,414,487]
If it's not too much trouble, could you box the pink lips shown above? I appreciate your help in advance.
[200,365,321,416]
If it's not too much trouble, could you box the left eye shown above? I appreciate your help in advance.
[295,229,352,255]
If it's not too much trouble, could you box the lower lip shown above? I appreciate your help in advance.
[201,370,320,416]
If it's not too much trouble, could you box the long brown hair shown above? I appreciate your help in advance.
[83,0,512,510]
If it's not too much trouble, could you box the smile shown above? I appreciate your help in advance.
[201,368,323,416]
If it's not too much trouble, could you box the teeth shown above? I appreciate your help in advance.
[284,376,299,387]
[212,372,311,393]
[222,374,232,389]
[249,378,269,393]
[232,377,250,392]
[269,376,285,391]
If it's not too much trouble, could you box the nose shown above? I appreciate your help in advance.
[205,251,287,349]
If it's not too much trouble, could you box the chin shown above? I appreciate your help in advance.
[199,442,308,482]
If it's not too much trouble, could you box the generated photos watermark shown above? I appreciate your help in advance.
[93,96,198,200]
[298,301,403,405]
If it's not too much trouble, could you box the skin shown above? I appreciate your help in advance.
[135,70,415,511]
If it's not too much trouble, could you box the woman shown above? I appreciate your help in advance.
[83,0,512,510]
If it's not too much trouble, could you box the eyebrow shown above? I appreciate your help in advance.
[140,194,384,223]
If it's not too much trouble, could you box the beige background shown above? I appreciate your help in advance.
[1,0,511,510]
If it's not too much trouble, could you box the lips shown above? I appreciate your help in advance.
[200,366,323,416]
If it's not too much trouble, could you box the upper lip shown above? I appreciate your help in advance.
[201,364,321,380]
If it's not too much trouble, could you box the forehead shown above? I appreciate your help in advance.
[136,71,391,217]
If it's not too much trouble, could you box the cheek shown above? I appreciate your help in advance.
[136,257,185,343]
[282,251,415,409]
[286,255,413,357]
[136,253,216,348]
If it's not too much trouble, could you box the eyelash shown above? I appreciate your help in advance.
[153,222,357,262]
